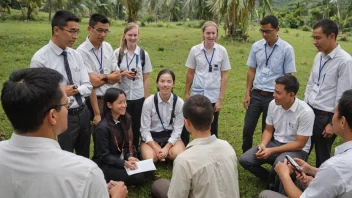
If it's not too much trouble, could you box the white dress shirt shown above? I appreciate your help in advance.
[185,42,231,103]
[140,93,184,145]
[304,45,352,113]
[300,140,352,198]
[77,37,119,96]
[168,135,240,198]
[113,45,152,100]
[30,40,93,108]
[266,98,315,153]
[0,133,109,198]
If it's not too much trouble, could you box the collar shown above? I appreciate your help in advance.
[49,39,68,56]
[286,97,299,112]
[9,133,61,149]
[263,36,281,47]
[157,92,173,105]
[200,41,218,51]
[322,44,340,59]
[123,45,140,55]
[85,37,102,51]
[334,140,352,155]
[113,119,120,124]
[186,135,217,149]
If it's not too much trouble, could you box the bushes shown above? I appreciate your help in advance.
[301,25,311,32]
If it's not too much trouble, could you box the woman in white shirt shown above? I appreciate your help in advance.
[114,23,153,153]
[140,69,185,162]
[184,21,231,137]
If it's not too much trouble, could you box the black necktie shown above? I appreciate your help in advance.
[62,51,82,106]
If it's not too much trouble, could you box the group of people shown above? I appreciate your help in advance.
[0,9,351,198]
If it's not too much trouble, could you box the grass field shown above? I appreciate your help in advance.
[0,18,352,198]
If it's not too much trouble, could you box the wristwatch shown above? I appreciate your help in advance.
[103,74,108,83]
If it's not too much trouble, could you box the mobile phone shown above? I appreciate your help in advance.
[131,68,137,81]
[285,155,302,174]
[256,147,263,154]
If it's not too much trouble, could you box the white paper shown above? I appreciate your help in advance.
[124,159,156,176]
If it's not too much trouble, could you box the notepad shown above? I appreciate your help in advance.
[125,159,156,175]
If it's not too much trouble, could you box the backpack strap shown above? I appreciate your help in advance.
[169,94,178,125]
[140,48,145,70]
[154,93,178,128]
[117,52,122,68]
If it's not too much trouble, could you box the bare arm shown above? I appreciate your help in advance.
[243,67,256,109]
[107,70,121,84]
[88,73,105,88]
[90,89,101,125]
[143,73,150,98]
[214,71,228,112]
[270,135,309,154]
[184,68,195,100]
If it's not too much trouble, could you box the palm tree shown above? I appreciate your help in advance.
[122,0,143,22]
[186,0,272,40]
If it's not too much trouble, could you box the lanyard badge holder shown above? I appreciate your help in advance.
[262,44,277,75]
[204,48,215,72]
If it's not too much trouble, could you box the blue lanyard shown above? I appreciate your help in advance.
[92,48,103,74]
[265,44,277,67]
[203,48,215,72]
[125,53,136,71]
[318,56,330,85]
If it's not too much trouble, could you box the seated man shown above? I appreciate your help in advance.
[239,75,314,189]
[0,68,125,198]
[150,95,240,198]
[260,89,352,198]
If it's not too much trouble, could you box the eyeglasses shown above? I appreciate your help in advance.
[259,29,275,34]
[91,27,110,35]
[58,27,80,35]
[45,97,74,113]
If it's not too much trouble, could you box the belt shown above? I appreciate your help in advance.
[312,108,333,116]
[252,89,273,97]
[68,105,85,115]
[97,96,104,100]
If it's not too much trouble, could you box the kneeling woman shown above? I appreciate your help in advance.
[140,69,186,162]
[92,88,145,185]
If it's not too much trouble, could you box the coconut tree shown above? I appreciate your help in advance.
[186,0,272,40]
[122,0,143,22]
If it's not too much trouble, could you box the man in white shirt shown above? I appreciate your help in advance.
[259,89,352,198]
[0,67,126,198]
[77,13,120,126]
[30,10,93,158]
[239,75,314,190]
[151,95,240,198]
[304,19,352,168]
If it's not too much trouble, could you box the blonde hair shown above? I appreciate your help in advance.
[201,21,218,42]
[119,22,139,58]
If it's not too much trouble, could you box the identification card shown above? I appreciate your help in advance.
[313,84,320,93]
[262,67,269,75]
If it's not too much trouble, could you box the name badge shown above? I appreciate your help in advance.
[262,67,269,75]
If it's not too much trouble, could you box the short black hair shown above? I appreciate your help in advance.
[1,68,63,134]
[183,95,213,131]
[51,10,80,35]
[275,75,299,95]
[89,13,110,27]
[261,15,279,29]
[337,89,352,129]
[313,19,338,40]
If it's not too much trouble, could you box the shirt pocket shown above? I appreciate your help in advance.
[271,56,284,74]
[322,73,337,89]
[287,121,297,135]
[71,64,81,85]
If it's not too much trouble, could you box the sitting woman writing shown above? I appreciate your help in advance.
[140,69,186,162]
[92,88,145,186]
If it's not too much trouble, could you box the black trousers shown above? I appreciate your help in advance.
[309,110,336,168]
[211,103,219,137]
[58,105,91,158]
[127,97,145,151]
[103,165,145,186]
[242,90,273,153]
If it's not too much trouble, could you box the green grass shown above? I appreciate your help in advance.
[1,19,352,198]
